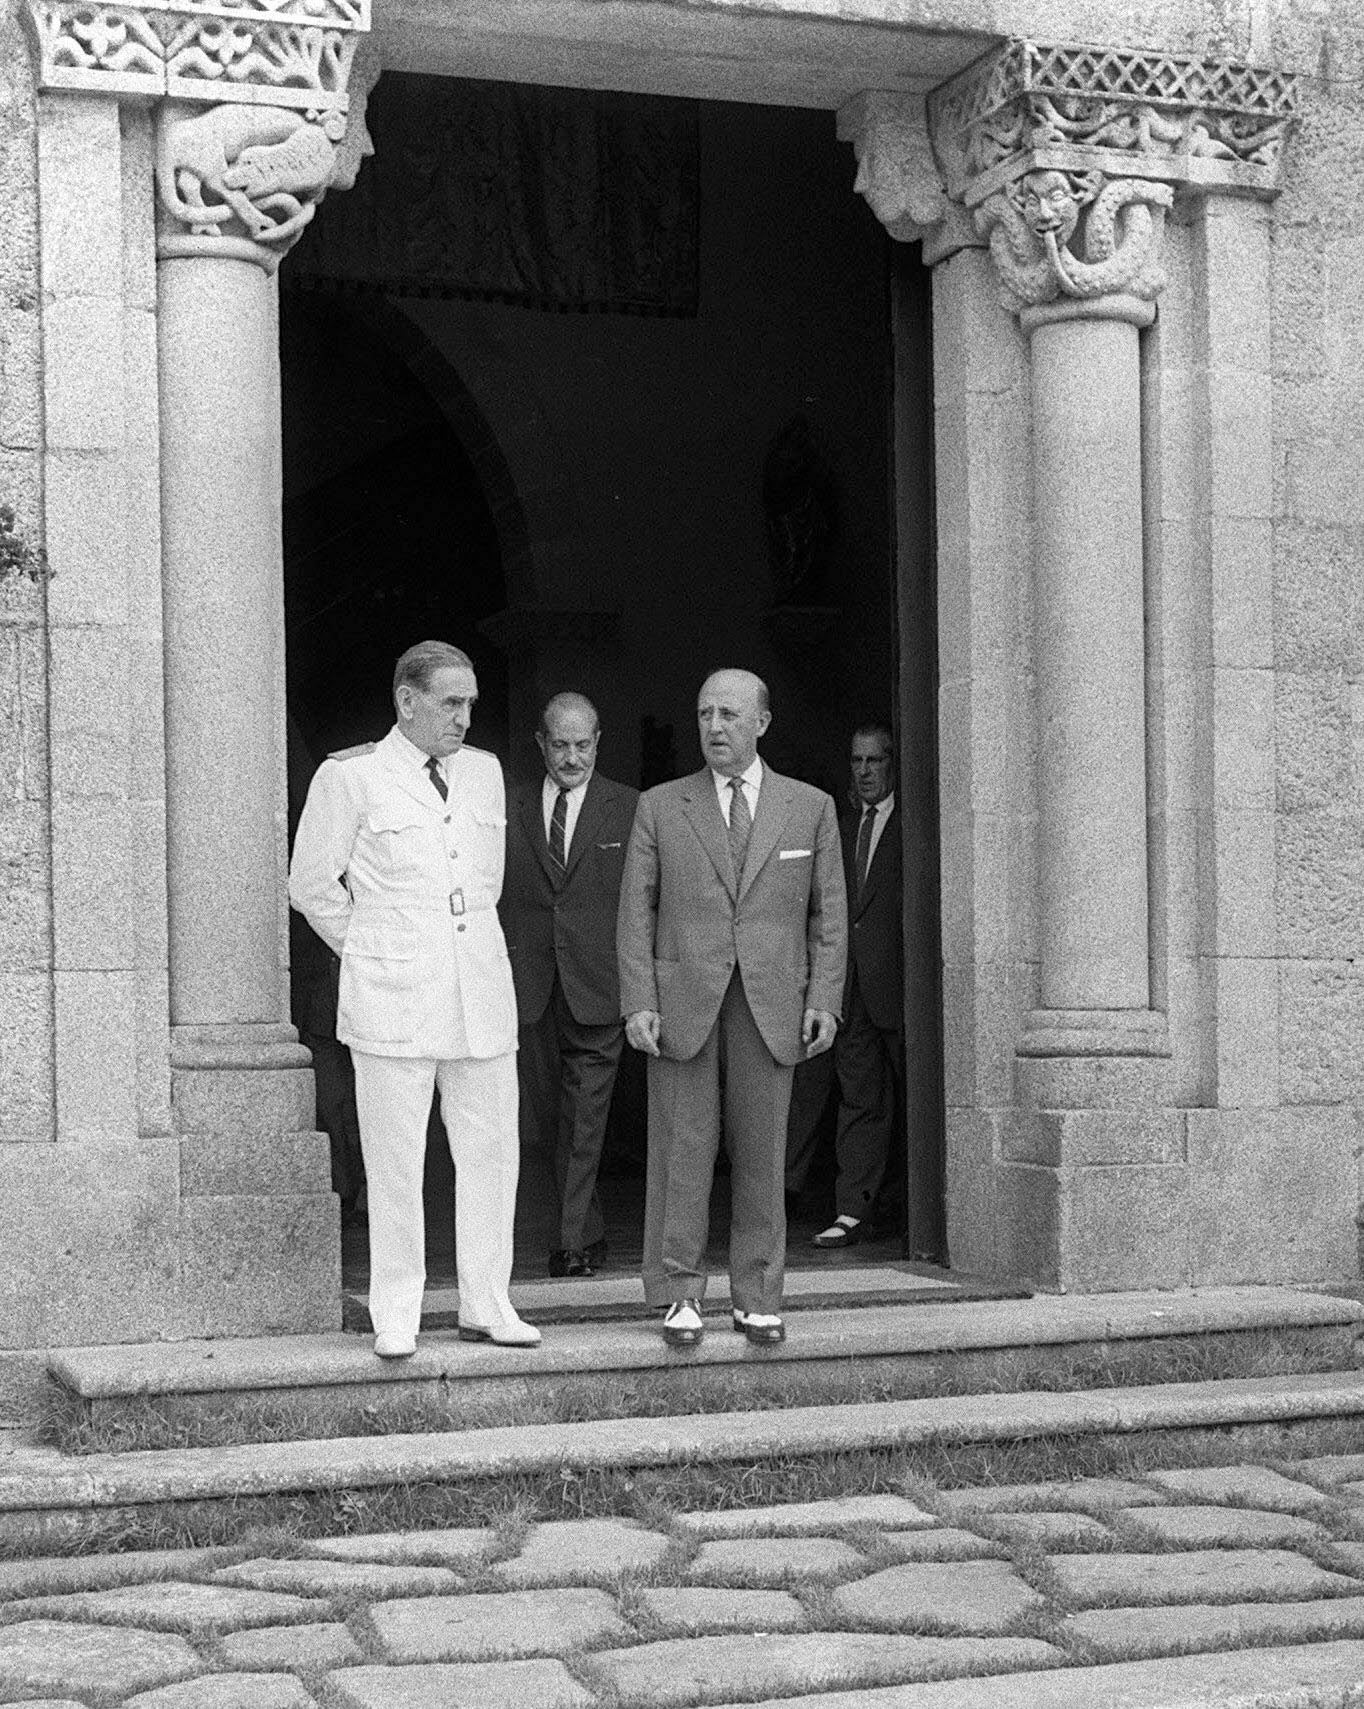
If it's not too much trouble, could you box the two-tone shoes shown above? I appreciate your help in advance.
[732,1310,786,1346]
[662,1299,705,1347]
[812,1215,862,1249]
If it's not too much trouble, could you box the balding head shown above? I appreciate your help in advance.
[536,690,601,790]
[697,669,772,777]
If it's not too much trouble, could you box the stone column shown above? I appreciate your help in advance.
[849,44,1298,1289]
[154,90,372,1105]
[977,176,1175,1062]
[149,74,375,1329]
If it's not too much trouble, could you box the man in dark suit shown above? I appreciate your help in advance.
[618,669,846,1347]
[813,722,904,1248]
[500,692,639,1278]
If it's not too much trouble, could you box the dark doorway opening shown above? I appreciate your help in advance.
[280,71,944,1296]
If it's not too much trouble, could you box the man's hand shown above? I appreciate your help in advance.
[625,1010,662,1056]
[803,1009,837,1058]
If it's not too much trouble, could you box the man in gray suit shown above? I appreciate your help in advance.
[617,669,847,1347]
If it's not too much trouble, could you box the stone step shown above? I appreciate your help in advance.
[48,1285,1362,1439]
[12,1369,1364,1535]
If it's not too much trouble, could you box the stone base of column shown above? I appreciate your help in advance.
[996,1046,1186,1293]
[1018,1008,1170,1060]
[170,1023,341,1337]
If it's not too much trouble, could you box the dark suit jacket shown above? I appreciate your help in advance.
[500,771,640,1029]
[844,801,903,1032]
[617,765,847,1066]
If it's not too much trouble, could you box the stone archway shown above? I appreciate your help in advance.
[14,0,1318,1370]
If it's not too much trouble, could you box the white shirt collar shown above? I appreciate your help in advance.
[542,772,590,804]
[711,755,763,799]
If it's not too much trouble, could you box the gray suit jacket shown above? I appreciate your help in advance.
[617,764,847,1066]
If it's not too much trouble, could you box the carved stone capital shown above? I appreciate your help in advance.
[974,169,1172,321]
[928,38,1298,209]
[24,0,373,271]
[837,91,980,263]
[153,37,377,272]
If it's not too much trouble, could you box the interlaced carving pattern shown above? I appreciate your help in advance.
[27,0,364,104]
[931,38,1299,189]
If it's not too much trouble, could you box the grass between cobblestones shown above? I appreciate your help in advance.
[7,1414,1364,1562]
[40,1327,1336,1456]
[7,1465,1364,1700]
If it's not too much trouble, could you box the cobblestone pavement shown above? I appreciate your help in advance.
[8,1463,1364,1704]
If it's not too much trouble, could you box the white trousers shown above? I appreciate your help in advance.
[352,1049,520,1337]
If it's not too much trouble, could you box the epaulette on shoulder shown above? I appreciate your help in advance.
[328,742,377,762]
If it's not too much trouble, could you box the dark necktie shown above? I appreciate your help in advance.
[425,756,447,802]
[549,787,569,869]
[855,804,875,896]
[728,777,752,879]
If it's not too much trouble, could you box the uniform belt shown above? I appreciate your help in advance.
[371,890,496,916]
[444,888,494,916]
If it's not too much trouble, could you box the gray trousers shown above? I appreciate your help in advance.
[643,972,794,1316]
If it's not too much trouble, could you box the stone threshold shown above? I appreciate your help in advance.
[350,1260,1023,1331]
[11,1367,1364,1515]
[50,1286,1362,1403]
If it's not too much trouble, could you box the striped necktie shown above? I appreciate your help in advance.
[549,787,569,869]
[728,776,752,878]
[424,756,447,802]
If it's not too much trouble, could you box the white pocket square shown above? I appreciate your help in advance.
[779,848,813,860]
[597,841,622,849]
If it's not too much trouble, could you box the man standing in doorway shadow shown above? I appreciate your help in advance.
[618,668,846,1348]
[813,721,904,1249]
[501,693,639,1278]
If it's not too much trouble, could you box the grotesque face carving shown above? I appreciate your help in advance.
[327,45,379,194]
[1017,169,1085,247]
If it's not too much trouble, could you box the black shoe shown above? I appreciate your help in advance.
[732,1310,786,1346]
[662,1299,704,1347]
[549,1248,597,1278]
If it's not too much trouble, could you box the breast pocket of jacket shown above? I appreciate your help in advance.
[364,809,433,885]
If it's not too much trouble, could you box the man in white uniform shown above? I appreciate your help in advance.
[289,640,539,1358]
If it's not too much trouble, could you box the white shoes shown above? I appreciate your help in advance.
[459,1308,541,1348]
[373,1330,417,1359]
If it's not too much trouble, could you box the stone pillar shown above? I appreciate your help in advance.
[1022,300,1161,1052]
[159,255,289,1035]
[150,75,376,1330]
[849,44,1299,1289]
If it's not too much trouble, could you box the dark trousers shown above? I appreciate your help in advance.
[832,969,903,1219]
[301,1030,364,1208]
[643,972,793,1316]
[518,974,622,1251]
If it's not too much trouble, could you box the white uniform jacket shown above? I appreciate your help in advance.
[288,726,518,1060]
